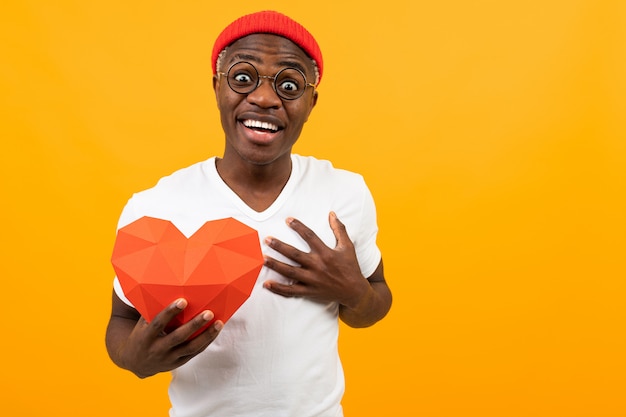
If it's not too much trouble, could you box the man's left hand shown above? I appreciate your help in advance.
[262,212,369,309]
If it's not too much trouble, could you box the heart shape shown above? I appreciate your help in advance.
[111,216,263,332]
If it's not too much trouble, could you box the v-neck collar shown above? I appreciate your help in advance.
[205,155,300,222]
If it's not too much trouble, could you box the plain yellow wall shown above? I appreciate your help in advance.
[1,1,625,416]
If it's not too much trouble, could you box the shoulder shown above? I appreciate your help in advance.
[290,154,375,223]
[149,158,215,191]
[293,154,366,188]
[134,158,215,199]
[117,158,216,227]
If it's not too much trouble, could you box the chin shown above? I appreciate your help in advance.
[233,148,286,167]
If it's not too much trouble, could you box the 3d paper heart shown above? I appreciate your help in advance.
[111,216,263,331]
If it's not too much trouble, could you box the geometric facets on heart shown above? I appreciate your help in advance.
[111,216,264,330]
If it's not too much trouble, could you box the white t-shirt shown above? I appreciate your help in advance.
[113,154,381,417]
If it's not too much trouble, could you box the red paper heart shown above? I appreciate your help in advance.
[111,216,263,332]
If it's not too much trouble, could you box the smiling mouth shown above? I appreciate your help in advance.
[242,119,280,133]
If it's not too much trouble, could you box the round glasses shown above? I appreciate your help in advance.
[218,61,316,101]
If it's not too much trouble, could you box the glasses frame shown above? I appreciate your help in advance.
[218,61,317,101]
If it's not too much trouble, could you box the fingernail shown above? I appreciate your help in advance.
[201,310,214,321]
[175,298,187,309]
[286,217,294,225]
[264,236,273,245]
[214,321,224,331]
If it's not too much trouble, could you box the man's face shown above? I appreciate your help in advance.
[213,34,318,167]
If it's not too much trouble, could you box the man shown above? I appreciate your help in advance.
[105,10,392,417]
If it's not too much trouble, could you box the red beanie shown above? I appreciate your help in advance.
[211,10,323,84]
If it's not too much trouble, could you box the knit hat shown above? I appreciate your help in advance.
[211,10,323,84]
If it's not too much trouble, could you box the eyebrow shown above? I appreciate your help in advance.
[228,54,310,77]
[230,53,259,64]
[277,60,308,75]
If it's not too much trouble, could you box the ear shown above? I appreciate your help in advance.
[304,90,318,122]
[212,75,221,109]
[311,90,319,108]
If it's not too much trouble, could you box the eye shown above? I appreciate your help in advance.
[278,80,299,92]
[233,73,253,84]
[274,68,307,99]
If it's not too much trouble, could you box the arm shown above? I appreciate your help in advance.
[105,292,223,378]
[263,212,392,328]
[339,260,391,328]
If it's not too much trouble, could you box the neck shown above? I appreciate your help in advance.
[215,155,292,212]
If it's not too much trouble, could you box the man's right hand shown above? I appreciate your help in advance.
[105,293,223,378]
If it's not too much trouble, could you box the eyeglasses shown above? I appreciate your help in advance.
[218,61,316,101]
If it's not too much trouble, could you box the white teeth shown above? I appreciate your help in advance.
[243,119,278,132]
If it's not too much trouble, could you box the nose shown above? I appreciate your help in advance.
[246,77,282,108]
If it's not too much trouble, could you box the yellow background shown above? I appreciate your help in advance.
[1,1,624,416]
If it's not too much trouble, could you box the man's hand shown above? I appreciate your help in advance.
[106,296,223,378]
[263,212,372,310]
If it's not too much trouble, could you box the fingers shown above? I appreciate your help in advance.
[158,308,223,368]
[264,215,330,266]
[281,213,352,251]
[284,217,326,252]
[171,315,224,361]
[165,309,216,345]
[142,298,188,338]
[264,212,350,275]
[143,299,224,346]
[328,211,353,250]
[263,280,306,298]
[264,235,308,267]
[263,253,302,280]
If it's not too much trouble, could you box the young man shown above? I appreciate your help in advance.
[106,10,392,417]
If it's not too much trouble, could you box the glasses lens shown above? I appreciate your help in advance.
[275,68,307,100]
[225,62,309,100]
[227,62,258,94]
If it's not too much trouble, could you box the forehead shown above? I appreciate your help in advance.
[222,33,314,75]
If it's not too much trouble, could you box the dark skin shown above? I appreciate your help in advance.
[105,34,392,378]
[105,297,223,378]
[264,213,391,328]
